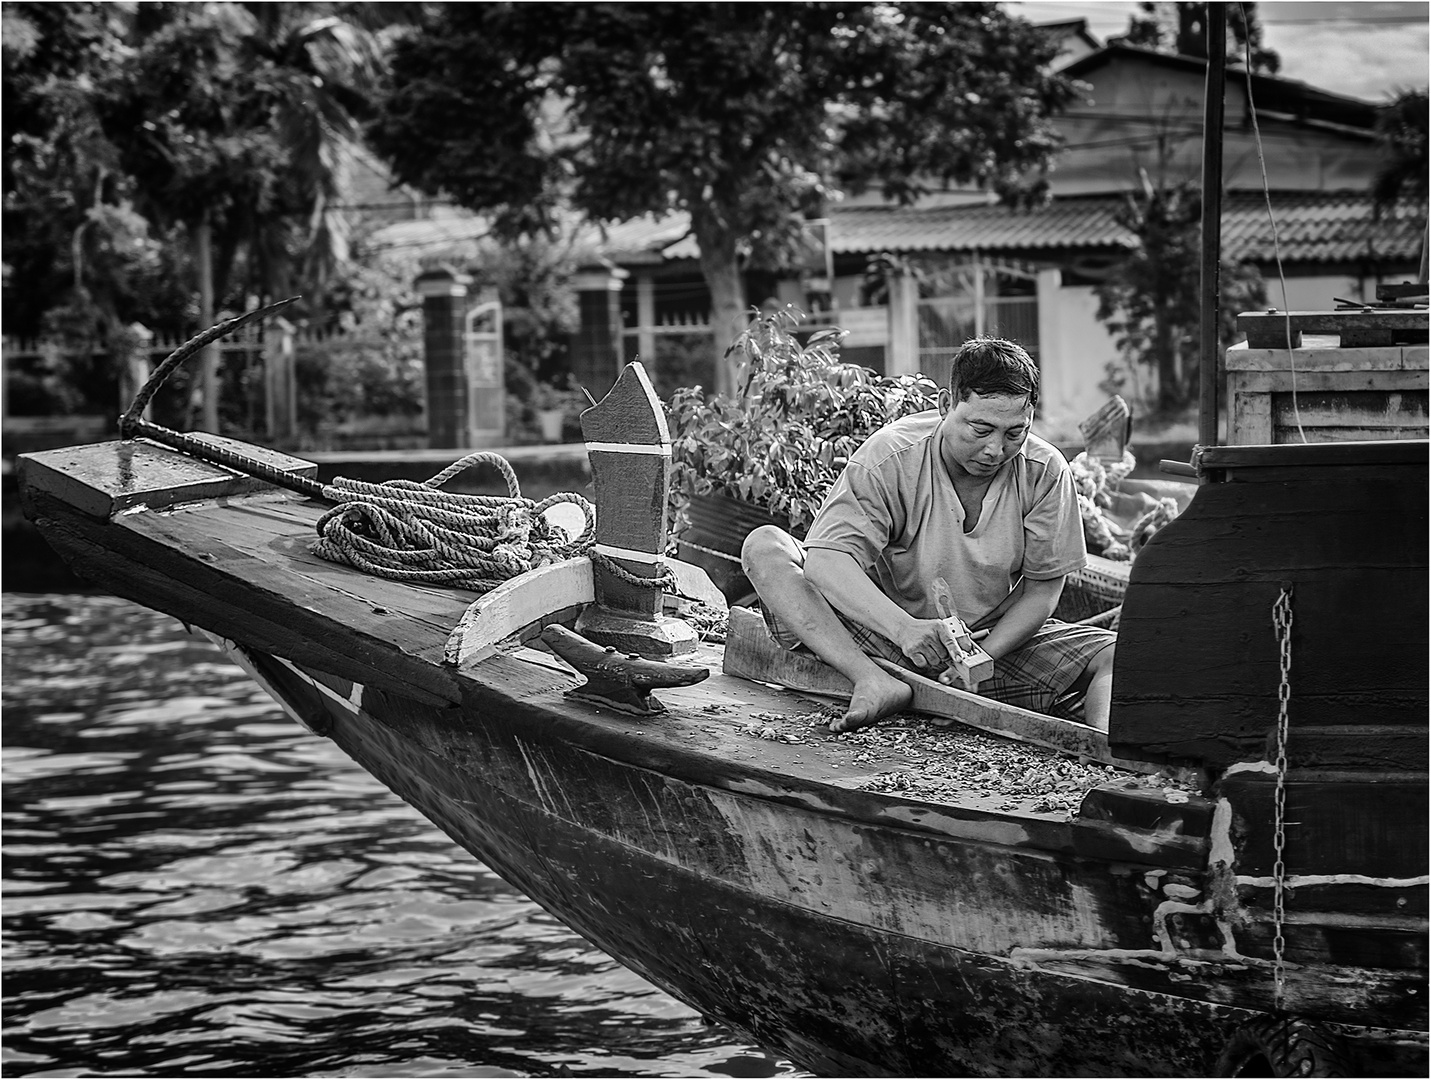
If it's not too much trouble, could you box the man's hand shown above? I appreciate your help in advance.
[893,618,962,673]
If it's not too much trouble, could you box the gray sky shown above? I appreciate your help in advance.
[1011,0,1430,101]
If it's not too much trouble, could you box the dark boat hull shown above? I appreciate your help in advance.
[237,646,1424,1078]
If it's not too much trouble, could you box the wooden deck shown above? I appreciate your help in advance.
[18,439,1191,830]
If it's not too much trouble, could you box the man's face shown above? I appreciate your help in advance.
[937,389,1034,479]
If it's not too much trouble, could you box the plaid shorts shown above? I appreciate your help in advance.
[762,603,1114,719]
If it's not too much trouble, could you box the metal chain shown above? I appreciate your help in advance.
[1271,582,1294,1013]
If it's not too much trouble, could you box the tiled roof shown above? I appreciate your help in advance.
[1220,191,1424,264]
[826,197,1137,253]
[591,214,692,262]
[823,190,1423,265]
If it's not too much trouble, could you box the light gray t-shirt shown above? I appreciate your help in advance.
[802,410,1086,625]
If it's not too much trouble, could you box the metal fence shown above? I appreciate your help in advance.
[917,295,1039,375]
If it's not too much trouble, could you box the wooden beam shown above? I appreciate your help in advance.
[721,606,1169,774]
[1237,309,1430,350]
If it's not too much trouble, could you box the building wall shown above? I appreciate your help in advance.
[1038,282,1122,430]
[1256,270,1414,310]
[1053,58,1380,196]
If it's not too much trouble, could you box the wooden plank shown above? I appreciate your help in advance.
[24,487,465,707]
[1197,439,1428,471]
[1111,462,1428,768]
[124,507,471,674]
[445,558,594,668]
[666,557,729,610]
[1217,772,1429,879]
[1074,782,1212,866]
[175,496,480,634]
[721,606,1150,770]
[1228,381,1272,445]
[1229,369,1428,394]
[1271,391,1429,429]
[1238,309,1429,349]
[17,437,317,519]
[1272,424,1430,443]
[1226,341,1429,373]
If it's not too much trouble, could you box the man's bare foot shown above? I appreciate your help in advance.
[830,669,913,733]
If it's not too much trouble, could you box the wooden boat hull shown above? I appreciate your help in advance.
[18,437,1429,1077]
[228,644,1423,1078]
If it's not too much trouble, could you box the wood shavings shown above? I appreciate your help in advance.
[735,707,1199,819]
[682,603,729,644]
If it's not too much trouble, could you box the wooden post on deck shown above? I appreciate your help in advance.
[575,362,697,657]
[1197,2,1227,453]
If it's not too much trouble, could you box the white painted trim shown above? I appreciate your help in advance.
[585,441,671,455]
[594,542,662,565]
[1236,873,1430,889]
[1222,760,1278,775]
[276,657,364,714]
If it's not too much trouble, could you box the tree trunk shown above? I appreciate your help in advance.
[694,214,748,398]
[195,215,219,432]
[1155,306,1178,411]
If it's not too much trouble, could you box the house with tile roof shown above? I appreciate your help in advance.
[371,33,1424,427]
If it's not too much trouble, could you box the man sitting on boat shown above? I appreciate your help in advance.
[741,336,1116,733]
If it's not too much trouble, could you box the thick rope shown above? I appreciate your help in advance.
[309,452,679,595]
[311,452,598,592]
[1069,449,1138,561]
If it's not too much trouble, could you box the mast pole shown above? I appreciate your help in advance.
[1197,2,1228,451]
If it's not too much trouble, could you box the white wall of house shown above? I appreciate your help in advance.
[1038,281,1121,431]
[1257,271,1415,311]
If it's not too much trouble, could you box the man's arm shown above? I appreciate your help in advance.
[977,575,1064,660]
[806,548,959,672]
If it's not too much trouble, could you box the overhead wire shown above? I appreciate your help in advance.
[1239,1,1307,444]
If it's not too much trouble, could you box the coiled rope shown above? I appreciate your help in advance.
[311,452,596,592]
[119,300,672,596]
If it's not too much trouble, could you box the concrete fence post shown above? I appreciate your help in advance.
[570,264,628,399]
[416,266,473,449]
[264,316,297,441]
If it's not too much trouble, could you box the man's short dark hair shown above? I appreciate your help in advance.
[947,337,1040,409]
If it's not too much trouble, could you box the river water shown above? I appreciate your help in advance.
[2,592,800,1078]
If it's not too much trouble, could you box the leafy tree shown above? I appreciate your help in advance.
[4,2,406,430]
[369,2,1078,394]
[1371,88,1429,223]
[1114,1,1280,73]
[92,2,387,428]
[3,3,185,342]
[1095,178,1265,413]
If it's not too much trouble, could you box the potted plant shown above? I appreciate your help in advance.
[532,380,587,443]
[666,305,941,602]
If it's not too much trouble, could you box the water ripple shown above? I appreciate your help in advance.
[4,594,800,1078]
